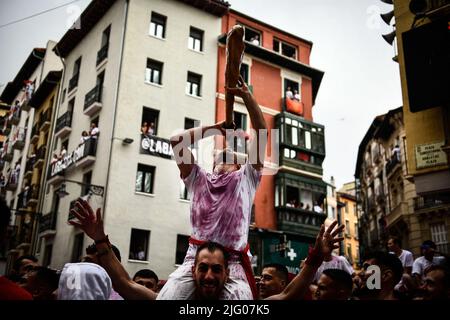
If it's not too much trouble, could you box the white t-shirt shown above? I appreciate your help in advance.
[390,250,414,268]
[90,127,100,137]
[412,256,446,277]
[314,255,355,282]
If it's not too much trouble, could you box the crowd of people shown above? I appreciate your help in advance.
[1,77,448,301]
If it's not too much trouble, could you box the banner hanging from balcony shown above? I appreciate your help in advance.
[140,134,173,159]
[49,138,97,178]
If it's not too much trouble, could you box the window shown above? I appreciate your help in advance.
[346,245,353,264]
[129,228,150,261]
[81,171,92,197]
[188,27,203,52]
[145,59,163,85]
[431,223,448,254]
[67,97,75,118]
[142,107,159,136]
[150,12,166,38]
[354,223,359,239]
[184,117,199,149]
[101,25,111,48]
[233,111,247,153]
[240,63,249,84]
[61,89,66,104]
[345,220,351,237]
[71,233,84,262]
[284,79,300,98]
[73,57,82,77]
[273,38,297,59]
[136,164,155,194]
[240,24,261,45]
[175,234,190,265]
[186,72,201,96]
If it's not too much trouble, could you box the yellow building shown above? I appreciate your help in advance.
[390,0,450,254]
[337,185,359,269]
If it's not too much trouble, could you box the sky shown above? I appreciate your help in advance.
[0,0,403,188]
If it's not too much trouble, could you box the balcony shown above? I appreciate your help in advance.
[386,201,408,227]
[39,110,51,131]
[34,146,46,168]
[2,119,11,135]
[376,186,385,204]
[3,145,13,162]
[39,212,57,235]
[47,171,64,186]
[55,111,72,139]
[77,137,97,167]
[386,154,401,178]
[12,127,26,150]
[96,43,109,66]
[23,157,35,181]
[17,190,28,210]
[21,98,31,112]
[277,206,326,238]
[27,185,40,207]
[9,109,21,126]
[68,73,79,93]
[30,125,40,145]
[414,194,450,214]
[84,84,103,116]
[5,175,18,191]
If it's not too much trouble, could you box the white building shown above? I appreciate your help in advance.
[39,0,229,279]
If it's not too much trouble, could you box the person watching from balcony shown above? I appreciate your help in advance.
[313,201,324,213]
[148,122,155,136]
[90,122,99,139]
[250,35,260,46]
[285,86,293,100]
[59,146,67,160]
[141,122,149,135]
[51,152,59,165]
[392,144,400,161]
[79,131,90,146]
[294,89,301,101]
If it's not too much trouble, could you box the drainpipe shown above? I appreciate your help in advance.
[102,0,129,222]
[31,46,66,255]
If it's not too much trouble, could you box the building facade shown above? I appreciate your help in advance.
[216,9,325,275]
[337,186,359,269]
[375,0,450,255]
[0,41,62,273]
[39,0,228,279]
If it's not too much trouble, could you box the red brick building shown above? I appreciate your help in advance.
[216,9,326,274]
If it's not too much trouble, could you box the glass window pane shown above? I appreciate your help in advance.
[192,83,198,96]
[305,131,311,149]
[144,172,152,193]
[135,171,143,192]
[188,37,194,50]
[290,150,296,159]
[284,148,290,158]
[150,23,156,36]
[153,70,160,84]
[292,127,298,145]
[285,118,291,125]
[156,25,163,38]
[194,39,201,51]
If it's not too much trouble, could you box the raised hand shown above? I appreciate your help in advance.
[225,75,251,99]
[68,198,106,242]
[314,220,345,257]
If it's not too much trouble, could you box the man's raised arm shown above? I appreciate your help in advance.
[226,76,267,171]
[69,199,157,300]
[170,122,225,179]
